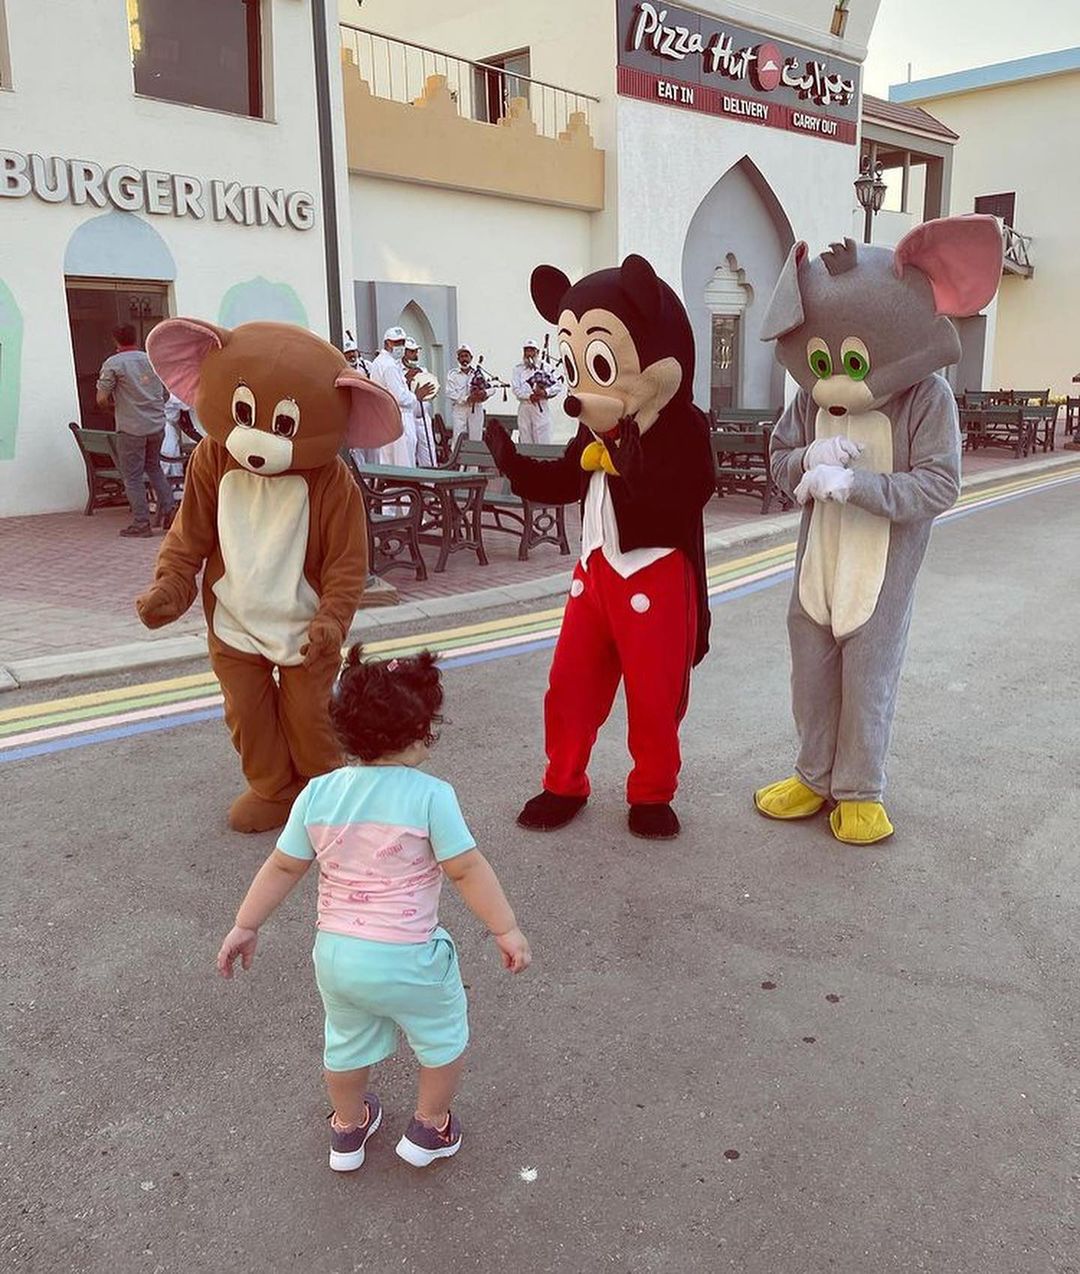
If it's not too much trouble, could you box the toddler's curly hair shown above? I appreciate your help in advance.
[329,644,443,762]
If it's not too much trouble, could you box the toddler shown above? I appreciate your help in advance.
[217,645,531,1171]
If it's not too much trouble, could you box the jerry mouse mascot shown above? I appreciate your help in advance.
[485,255,714,840]
[135,320,401,833]
[754,215,1003,845]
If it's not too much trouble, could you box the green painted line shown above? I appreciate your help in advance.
[0,683,219,737]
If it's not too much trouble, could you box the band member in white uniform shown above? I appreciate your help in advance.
[511,339,560,445]
[445,344,489,444]
[368,326,418,466]
[403,338,439,467]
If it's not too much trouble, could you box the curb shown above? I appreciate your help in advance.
[5,452,1078,690]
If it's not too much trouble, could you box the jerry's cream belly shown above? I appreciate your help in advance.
[212,470,318,665]
[799,408,893,638]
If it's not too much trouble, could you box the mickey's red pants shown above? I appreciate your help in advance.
[543,549,697,805]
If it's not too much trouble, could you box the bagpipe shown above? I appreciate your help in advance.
[469,356,510,404]
[523,335,564,404]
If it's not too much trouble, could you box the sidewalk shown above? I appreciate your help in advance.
[2,439,1078,687]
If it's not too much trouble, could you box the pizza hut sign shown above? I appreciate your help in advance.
[617,0,860,145]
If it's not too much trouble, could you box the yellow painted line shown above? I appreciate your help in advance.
[0,670,217,725]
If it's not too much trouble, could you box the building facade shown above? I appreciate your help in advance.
[0,0,351,516]
[3,0,889,515]
[892,49,1080,398]
[340,0,881,429]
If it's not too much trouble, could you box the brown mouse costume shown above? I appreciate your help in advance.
[135,320,401,833]
[485,255,714,840]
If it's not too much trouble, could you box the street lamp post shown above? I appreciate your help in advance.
[854,156,887,245]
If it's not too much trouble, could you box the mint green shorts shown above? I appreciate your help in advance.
[313,927,469,1071]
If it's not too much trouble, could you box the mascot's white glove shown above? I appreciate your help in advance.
[803,435,863,470]
[794,463,855,506]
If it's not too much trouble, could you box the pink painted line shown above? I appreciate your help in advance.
[2,694,224,749]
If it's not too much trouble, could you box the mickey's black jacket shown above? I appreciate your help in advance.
[495,403,714,665]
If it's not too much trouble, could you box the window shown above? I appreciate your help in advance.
[974,192,1016,227]
[129,0,263,118]
[473,48,530,125]
[65,279,170,429]
[830,1,850,38]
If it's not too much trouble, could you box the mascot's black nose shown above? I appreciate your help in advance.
[828,406,847,417]
[563,395,582,418]
[249,456,266,468]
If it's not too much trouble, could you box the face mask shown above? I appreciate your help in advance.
[405,354,419,367]
[390,346,405,361]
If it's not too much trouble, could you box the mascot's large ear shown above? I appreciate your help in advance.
[894,214,1003,317]
[531,264,571,323]
[146,318,229,404]
[760,242,809,342]
[620,254,665,315]
[335,369,403,449]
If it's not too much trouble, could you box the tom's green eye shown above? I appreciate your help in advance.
[808,348,832,379]
[843,350,869,380]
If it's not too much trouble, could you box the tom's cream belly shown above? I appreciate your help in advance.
[213,470,318,665]
[799,408,893,638]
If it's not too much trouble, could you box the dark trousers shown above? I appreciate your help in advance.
[115,430,176,526]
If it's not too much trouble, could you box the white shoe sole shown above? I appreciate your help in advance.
[395,1133,462,1168]
[328,1108,383,1172]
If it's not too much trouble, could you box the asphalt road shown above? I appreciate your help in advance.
[3,479,1079,1274]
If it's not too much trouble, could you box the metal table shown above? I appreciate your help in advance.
[358,464,489,573]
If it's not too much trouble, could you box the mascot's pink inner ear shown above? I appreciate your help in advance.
[894,214,1004,318]
[335,370,404,450]
[145,319,227,404]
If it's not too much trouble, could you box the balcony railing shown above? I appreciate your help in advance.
[1003,222,1034,277]
[339,24,598,142]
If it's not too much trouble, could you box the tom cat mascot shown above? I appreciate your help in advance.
[754,215,1003,845]
[484,255,714,840]
[135,320,401,834]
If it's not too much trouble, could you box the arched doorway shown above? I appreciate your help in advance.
[681,157,795,413]
[394,299,443,387]
[63,212,177,429]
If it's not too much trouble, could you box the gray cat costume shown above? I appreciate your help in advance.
[754,215,1004,844]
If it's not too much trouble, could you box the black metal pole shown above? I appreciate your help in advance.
[312,0,344,348]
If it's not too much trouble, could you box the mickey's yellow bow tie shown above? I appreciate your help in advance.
[580,439,619,476]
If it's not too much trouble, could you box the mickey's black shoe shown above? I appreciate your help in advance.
[628,803,680,840]
[516,791,587,831]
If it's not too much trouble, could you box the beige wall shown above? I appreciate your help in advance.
[916,71,1080,397]
[350,175,592,440]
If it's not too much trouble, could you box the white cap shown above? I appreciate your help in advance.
[383,325,407,343]
[342,330,358,353]
[404,337,421,352]
[522,338,539,350]
[456,343,473,357]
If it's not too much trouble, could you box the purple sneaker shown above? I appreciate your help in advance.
[328,1095,382,1172]
[395,1111,463,1168]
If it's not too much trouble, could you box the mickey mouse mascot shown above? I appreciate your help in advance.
[485,255,714,840]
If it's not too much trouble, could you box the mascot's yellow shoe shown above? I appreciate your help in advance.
[753,776,826,820]
[829,801,894,845]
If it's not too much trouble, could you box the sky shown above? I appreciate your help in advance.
[862,0,1080,97]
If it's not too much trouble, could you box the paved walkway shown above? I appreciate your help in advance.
[1,435,1076,682]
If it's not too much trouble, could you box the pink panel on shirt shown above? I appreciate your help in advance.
[309,821,444,943]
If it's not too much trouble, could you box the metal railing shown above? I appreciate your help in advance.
[340,24,598,141]
[1003,222,1033,274]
